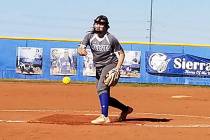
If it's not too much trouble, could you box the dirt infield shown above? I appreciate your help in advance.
[0,82,210,140]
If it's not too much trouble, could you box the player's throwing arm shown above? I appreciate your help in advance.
[77,44,87,56]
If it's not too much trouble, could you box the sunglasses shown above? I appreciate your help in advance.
[95,21,106,25]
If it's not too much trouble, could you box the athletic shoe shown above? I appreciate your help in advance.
[91,114,110,124]
[118,106,133,122]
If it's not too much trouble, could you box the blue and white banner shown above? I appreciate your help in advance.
[50,48,77,75]
[146,52,210,77]
[83,50,141,77]
[16,47,43,74]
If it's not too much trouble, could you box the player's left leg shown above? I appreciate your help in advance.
[90,89,110,124]
[91,64,115,124]
[96,64,116,116]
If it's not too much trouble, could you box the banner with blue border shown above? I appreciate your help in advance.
[146,52,210,77]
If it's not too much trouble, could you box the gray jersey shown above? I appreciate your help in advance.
[81,32,123,67]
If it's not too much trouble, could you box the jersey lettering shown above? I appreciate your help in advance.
[92,44,110,52]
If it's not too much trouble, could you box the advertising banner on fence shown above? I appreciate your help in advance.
[50,48,77,75]
[83,49,95,76]
[83,50,141,77]
[16,47,43,74]
[121,51,141,77]
[146,52,210,77]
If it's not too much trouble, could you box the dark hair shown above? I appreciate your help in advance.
[88,15,110,33]
[94,15,110,29]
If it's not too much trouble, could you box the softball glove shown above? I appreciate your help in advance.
[104,68,120,86]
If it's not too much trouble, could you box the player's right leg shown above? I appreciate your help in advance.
[109,96,133,122]
[118,106,133,122]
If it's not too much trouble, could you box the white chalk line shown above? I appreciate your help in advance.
[0,109,210,127]
[0,119,26,123]
[135,112,210,119]
[171,95,192,98]
[137,124,210,128]
[73,110,210,120]
[1,118,210,128]
[0,109,64,112]
[1,109,210,119]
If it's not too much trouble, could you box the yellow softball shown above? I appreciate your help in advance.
[62,76,71,84]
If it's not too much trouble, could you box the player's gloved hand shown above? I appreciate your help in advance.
[77,44,87,56]
[112,67,120,74]
[104,67,120,87]
[114,67,120,72]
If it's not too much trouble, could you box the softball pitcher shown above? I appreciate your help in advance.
[77,15,133,124]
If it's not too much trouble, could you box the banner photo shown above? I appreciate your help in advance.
[16,47,43,74]
[121,51,141,77]
[83,49,96,76]
[83,50,141,77]
[50,48,77,75]
[146,52,210,77]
